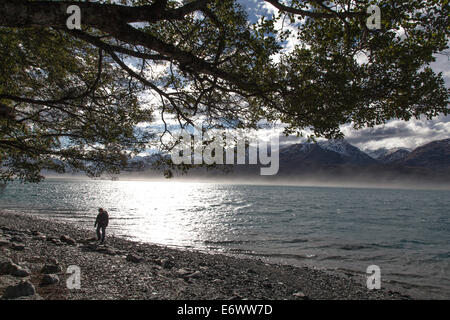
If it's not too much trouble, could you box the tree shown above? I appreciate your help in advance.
[0,0,448,182]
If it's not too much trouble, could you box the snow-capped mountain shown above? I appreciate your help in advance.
[365,148,390,159]
[276,139,379,173]
[365,147,411,160]
[316,140,377,165]
[279,142,346,167]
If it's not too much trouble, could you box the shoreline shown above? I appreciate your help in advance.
[0,210,409,300]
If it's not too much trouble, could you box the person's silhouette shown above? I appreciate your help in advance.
[94,208,109,244]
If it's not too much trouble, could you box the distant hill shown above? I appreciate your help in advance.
[398,138,450,169]
[378,148,411,163]
[366,148,390,159]
[365,147,411,162]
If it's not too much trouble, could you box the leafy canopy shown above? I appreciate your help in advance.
[0,0,448,181]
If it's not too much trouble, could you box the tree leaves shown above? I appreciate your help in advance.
[0,0,448,181]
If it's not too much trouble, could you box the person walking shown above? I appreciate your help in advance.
[94,208,109,244]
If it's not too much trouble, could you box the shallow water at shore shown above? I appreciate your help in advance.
[0,179,449,298]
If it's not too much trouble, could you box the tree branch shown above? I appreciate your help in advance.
[0,103,15,120]
[263,0,362,19]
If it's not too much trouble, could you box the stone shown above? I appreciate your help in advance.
[50,239,63,246]
[0,238,9,246]
[46,237,63,245]
[13,266,30,277]
[80,244,97,252]
[10,236,23,243]
[0,259,30,277]
[292,291,308,299]
[41,264,62,274]
[11,243,25,251]
[60,235,76,245]
[161,259,175,269]
[126,253,143,263]
[77,237,98,244]
[175,268,192,277]
[188,271,202,279]
[97,247,116,256]
[41,274,60,286]
[2,281,36,299]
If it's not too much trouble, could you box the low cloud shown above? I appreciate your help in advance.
[342,116,450,151]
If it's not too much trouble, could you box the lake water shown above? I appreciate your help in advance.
[0,179,449,299]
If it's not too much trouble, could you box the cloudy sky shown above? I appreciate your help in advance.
[236,0,450,151]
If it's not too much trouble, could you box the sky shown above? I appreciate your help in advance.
[235,0,450,151]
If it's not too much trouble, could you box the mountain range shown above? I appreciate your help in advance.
[278,138,450,169]
[124,138,450,184]
[51,138,449,186]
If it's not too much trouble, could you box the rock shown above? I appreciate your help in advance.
[188,271,202,279]
[50,239,63,246]
[41,274,60,286]
[161,259,175,269]
[262,278,272,289]
[0,259,30,277]
[33,235,46,241]
[13,266,30,277]
[80,244,97,252]
[10,236,23,243]
[0,238,9,246]
[60,235,76,245]
[293,292,308,299]
[46,237,62,245]
[175,268,192,277]
[41,264,62,274]
[247,268,257,274]
[11,243,25,251]
[97,247,116,256]
[2,281,36,299]
[126,253,143,263]
[78,237,98,244]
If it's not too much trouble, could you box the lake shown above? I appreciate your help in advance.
[0,179,449,298]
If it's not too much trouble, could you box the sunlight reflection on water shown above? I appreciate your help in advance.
[0,178,449,298]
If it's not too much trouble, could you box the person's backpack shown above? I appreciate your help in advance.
[101,211,109,227]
